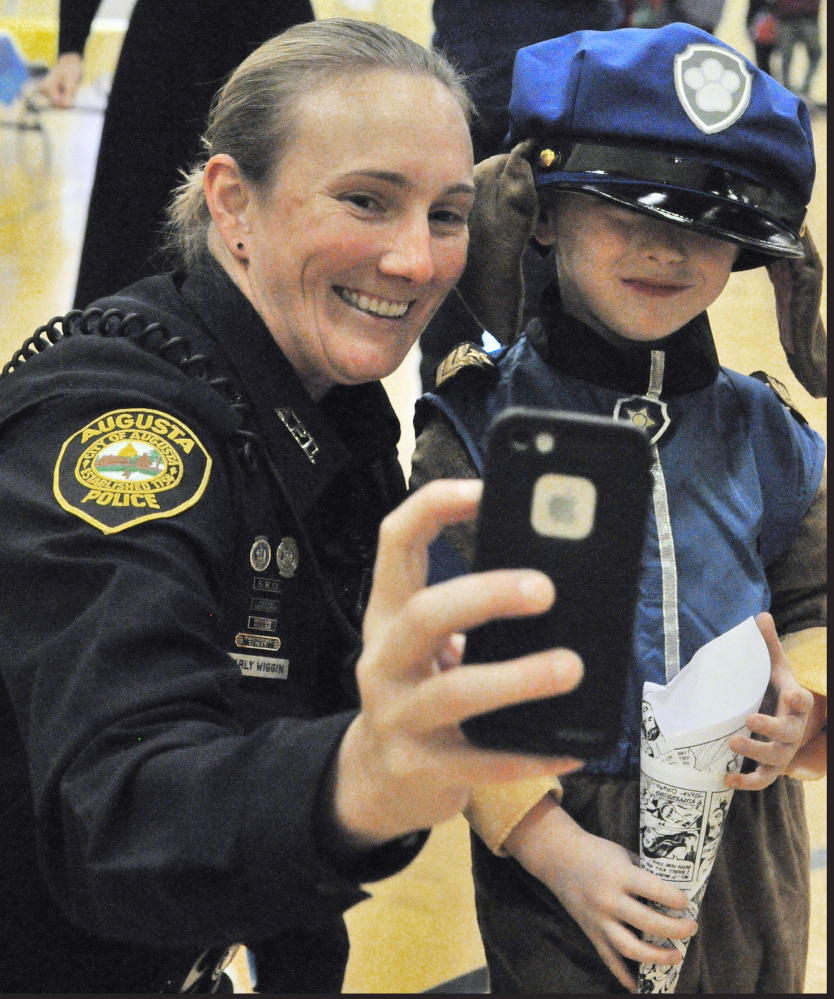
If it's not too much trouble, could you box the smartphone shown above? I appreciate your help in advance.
[461,407,653,758]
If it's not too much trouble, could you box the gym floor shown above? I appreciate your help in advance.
[0,0,825,992]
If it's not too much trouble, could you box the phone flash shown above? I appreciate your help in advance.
[535,432,555,454]
[531,474,597,539]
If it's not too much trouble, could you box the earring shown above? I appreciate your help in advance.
[236,242,244,250]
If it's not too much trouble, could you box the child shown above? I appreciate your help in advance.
[412,24,826,994]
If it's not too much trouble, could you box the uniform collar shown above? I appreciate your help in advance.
[527,282,720,396]
[177,258,400,512]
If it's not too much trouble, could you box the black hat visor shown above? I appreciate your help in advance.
[534,143,807,270]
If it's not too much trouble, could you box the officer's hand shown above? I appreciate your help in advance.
[455,139,540,344]
[332,480,584,849]
[726,613,815,791]
[39,53,83,108]
[766,224,827,398]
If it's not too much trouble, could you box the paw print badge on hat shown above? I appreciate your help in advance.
[674,44,752,134]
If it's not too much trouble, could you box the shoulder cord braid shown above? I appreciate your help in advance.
[2,308,365,654]
[1,308,262,471]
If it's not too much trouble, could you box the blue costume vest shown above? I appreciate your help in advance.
[419,330,824,776]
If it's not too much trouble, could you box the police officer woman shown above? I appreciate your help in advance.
[0,20,583,993]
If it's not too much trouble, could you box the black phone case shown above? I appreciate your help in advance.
[461,408,653,758]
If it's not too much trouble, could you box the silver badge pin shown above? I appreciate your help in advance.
[275,536,300,578]
[248,615,277,632]
[275,408,320,463]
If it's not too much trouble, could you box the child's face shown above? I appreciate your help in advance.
[537,193,739,343]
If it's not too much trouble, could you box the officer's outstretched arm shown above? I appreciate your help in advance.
[329,479,584,850]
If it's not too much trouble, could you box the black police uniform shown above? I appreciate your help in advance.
[0,258,424,993]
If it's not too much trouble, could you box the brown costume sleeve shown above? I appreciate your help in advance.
[411,410,560,855]
[767,466,827,777]
[782,626,826,780]
[767,465,827,646]
[410,410,479,563]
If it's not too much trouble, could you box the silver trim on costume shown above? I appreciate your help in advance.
[650,448,681,681]
[647,350,665,400]
[647,350,681,681]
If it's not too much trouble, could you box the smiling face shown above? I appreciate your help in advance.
[225,70,474,399]
[538,193,739,344]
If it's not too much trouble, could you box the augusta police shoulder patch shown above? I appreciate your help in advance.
[54,408,212,534]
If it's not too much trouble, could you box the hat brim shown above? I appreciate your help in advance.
[537,177,804,271]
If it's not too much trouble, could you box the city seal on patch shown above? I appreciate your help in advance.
[53,407,212,534]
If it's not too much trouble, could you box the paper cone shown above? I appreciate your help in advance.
[636,619,770,993]
[637,764,736,992]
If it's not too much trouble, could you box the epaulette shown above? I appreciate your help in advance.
[2,307,260,461]
[434,342,498,389]
[749,370,809,426]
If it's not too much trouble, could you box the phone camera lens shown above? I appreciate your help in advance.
[535,432,555,454]
[510,431,529,451]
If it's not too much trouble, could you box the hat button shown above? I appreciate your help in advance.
[538,148,561,169]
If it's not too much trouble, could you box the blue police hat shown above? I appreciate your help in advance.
[508,24,815,269]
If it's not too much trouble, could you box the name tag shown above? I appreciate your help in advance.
[232,653,289,680]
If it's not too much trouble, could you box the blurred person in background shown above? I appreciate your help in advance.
[747,0,779,74]
[774,0,822,100]
[655,0,727,32]
[39,0,315,310]
[630,0,725,31]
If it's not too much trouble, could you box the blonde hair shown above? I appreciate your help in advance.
[167,18,472,267]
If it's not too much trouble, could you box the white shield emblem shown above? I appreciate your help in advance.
[673,44,752,134]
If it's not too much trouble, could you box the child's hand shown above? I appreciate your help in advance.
[505,796,697,993]
[726,613,815,791]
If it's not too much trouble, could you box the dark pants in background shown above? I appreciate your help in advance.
[73,0,315,310]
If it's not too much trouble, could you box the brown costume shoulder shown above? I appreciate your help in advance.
[411,409,479,565]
